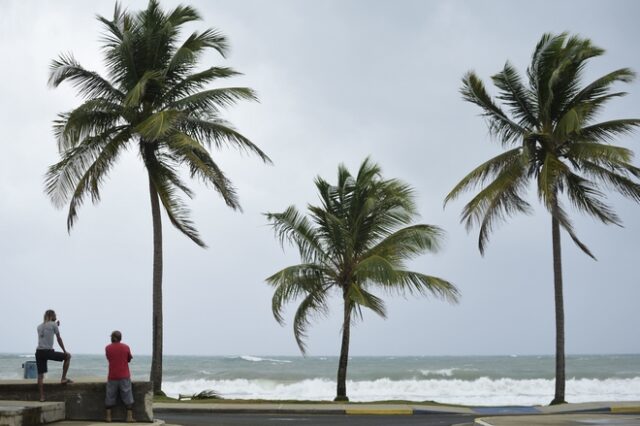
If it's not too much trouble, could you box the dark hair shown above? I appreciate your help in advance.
[111,330,122,343]
[43,310,56,323]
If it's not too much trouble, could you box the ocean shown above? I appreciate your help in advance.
[1,353,638,406]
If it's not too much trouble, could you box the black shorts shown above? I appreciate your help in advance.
[35,349,66,374]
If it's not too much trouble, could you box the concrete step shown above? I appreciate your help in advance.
[0,401,65,426]
[48,421,168,426]
[0,379,152,422]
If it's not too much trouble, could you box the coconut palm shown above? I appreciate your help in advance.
[266,158,459,401]
[45,0,270,394]
[445,33,640,404]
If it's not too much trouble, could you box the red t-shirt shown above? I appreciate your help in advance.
[105,342,132,380]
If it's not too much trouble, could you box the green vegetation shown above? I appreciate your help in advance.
[266,158,459,401]
[445,32,640,405]
[153,395,455,406]
[44,0,269,394]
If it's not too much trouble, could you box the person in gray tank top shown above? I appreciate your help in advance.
[35,309,73,401]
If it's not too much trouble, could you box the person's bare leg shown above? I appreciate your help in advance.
[61,353,71,382]
[105,408,112,422]
[126,408,135,423]
[37,374,45,401]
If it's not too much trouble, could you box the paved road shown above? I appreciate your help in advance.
[158,412,477,425]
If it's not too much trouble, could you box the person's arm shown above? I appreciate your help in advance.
[55,332,67,353]
[53,322,67,353]
[127,348,132,363]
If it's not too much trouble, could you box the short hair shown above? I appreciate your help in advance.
[111,330,122,343]
[43,310,56,323]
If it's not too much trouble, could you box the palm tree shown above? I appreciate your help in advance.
[445,33,640,404]
[266,158,459,401]
[45,0,270,394]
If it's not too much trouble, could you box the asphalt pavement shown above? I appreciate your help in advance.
[152,400,640,426]
[158,411,477,426]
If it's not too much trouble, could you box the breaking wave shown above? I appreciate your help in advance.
[162,377,640,406]
[236,355,292,364]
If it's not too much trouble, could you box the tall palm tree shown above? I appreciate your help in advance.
[266,158,459,401]
[45,0,270,394]
[445,33,640,404]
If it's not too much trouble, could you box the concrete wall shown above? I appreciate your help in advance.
[0,379,153,422]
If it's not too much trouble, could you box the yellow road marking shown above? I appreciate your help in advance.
[611,406,640,413]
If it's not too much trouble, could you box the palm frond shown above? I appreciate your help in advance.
[124,70,163,107]
[179,117,271,164]
[578,119,640,143]
[564,171,620,225]
[49,54,124,101]
[551,200,596,259]
[164,28,229,79]
[580,161,640,202]
[461,71,526,145]
[292,289,331,354]
[135,110,183,140]
[562,68,635,117]
[460,158,530,232]
[266,264,330,324]
[347,285,386,319]
[44,127,130,210]
[387,271,459,303]
[364,224,445,262]
[161,67,241,105]
[492,62,538,127]
[145,153,204,247]
[445,148,522,206]
[167,132,240,209]
[265,206,329,264]
[168,87,258,113]
[54,100,123,151]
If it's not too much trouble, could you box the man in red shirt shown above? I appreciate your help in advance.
[105,330,134,423]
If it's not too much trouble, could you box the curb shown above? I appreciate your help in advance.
[154,406,346,415]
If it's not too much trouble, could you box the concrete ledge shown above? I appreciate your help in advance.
[0,379,153,422]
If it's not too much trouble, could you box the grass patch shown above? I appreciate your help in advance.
[152,396,461,407]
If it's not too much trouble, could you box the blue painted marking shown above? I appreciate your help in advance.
[413,409,461,415]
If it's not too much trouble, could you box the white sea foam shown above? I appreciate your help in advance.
[238,355,291,364]
[162,377,640,406]
[419,368,479,378]
[419,368,456,377]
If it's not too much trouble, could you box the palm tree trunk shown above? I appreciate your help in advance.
[148,172,164,395]
[550,205,566,405]
[335,289,351,402]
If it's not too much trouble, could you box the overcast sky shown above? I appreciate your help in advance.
[1,0,639,357]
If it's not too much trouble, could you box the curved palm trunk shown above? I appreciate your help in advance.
[335,290,351,401]
[148,172,164,395]
[550,206,566,405]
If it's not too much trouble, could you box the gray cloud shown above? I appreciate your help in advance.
[1,0,639,356]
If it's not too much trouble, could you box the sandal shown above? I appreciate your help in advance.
[61,378,74,385]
